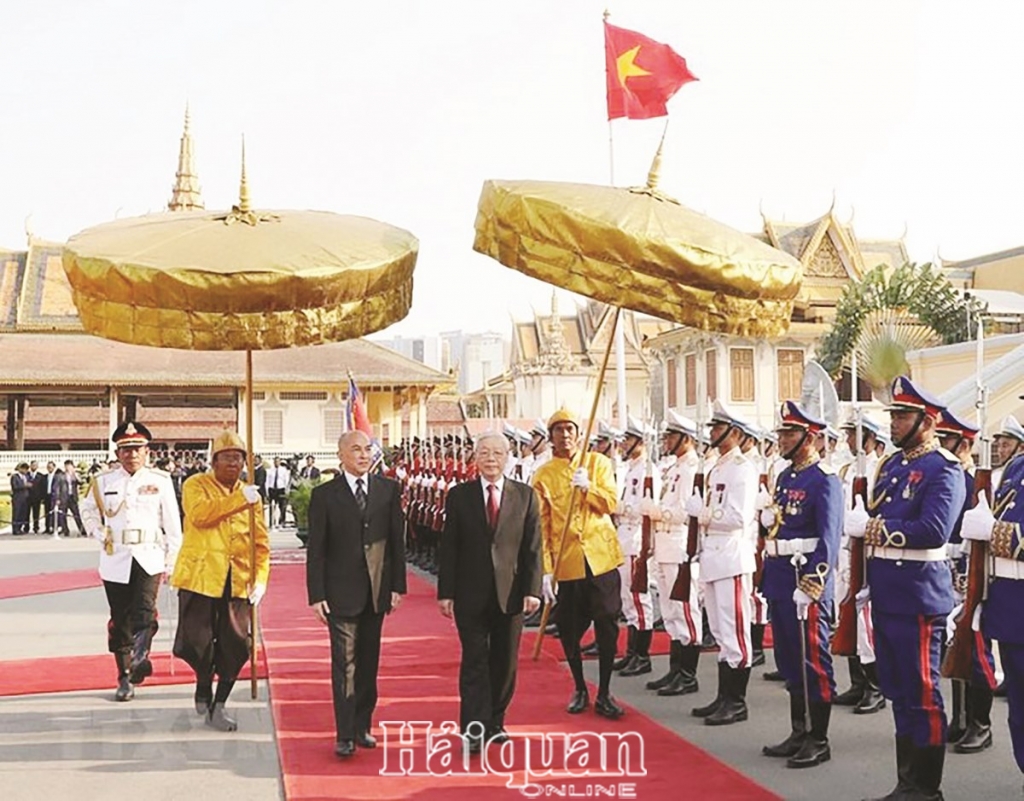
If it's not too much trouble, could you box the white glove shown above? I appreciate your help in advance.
[855,586,871,612]
[542,574,557,605]
[793,588,813,620]
[684,491,704,518]
[971,602,983,632]
[961,494,995,541]
[760,507,777,529]
[639,498,661,520]
[242,484,260,505]
[946,603,963,644]
[570,468,590,492]
[248,582,267,606]
[678,551,690,564]
[755,486,772,511]
[845,496,869,539]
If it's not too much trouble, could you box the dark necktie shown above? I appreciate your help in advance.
[355,477,367,512]
[487,483,499,529]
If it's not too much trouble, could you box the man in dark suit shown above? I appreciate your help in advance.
[307,430,406,759]
[438,431,543,751]
[26,460,46,533]
[52,460,85,536]
[300,455,321,480]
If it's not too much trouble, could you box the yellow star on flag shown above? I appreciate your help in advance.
[616,45,651,87]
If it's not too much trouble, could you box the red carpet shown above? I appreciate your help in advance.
[263,563,780,801]
[0,648,267,697]
[0,568,102,599]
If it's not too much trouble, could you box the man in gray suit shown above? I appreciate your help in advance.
[438,432,543,751]
[306,431,406,759]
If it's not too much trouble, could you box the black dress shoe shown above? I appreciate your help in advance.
[750,651,766,668]
[595,695,625,720]
[335,740,356,757]
[954,722,992,754]
[356,732,377,748]
[853,687,886,715]
[486,727,510,744]
[566,689,589,714]
[581,640,600,657]
[763,669,784,682]
[619,655,652,677]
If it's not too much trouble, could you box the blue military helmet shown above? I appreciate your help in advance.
[775,400,827,434]
[885,375,945,417]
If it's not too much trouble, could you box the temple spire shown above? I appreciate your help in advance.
[167,104,204,211]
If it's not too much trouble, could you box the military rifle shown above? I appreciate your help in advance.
[670,407,705,602]
[630,428,654,594]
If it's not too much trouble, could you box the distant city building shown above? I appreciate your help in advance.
[374,335,444,371]
[376,330,510,395]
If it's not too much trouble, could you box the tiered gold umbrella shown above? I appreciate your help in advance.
[473,149,803,654]
[63,157,418,696]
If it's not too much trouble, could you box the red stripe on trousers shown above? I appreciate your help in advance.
[630,557,647,630]
[974,631,998,690]
[682,601,696,646]
[733,576,748,666]
[807,604,831,702]
[918,614,942,747]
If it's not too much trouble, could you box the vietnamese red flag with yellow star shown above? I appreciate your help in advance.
[605,22,698,120]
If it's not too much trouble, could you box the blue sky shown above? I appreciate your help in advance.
[2,1,1021,336]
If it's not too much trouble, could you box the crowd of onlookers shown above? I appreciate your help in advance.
[6,451,332,535]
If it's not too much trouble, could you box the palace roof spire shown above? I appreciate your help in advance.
[167,104,204,211]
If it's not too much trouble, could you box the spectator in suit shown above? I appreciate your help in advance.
[53,460,85,536]
[11,462,31,535]
[300,455,321,481]
[438,432,543,751]
[253,456,267,503]
[26,460,45,533]
[42,461,58,534]
[266,457,291,527]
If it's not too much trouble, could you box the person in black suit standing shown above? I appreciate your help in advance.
[306,430,406,759]
[438,431,543,752]
[26,460,45,533]
[300,455,321,480]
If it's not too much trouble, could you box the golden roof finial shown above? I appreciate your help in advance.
[551,288,559,316]
[168,103,204,212]
[238,135,251,213]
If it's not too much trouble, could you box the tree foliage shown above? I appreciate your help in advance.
[817,262,985,379]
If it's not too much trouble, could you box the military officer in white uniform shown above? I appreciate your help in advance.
[688,401,759,726]
[612,417,657,677]
[643,409,703,696]
[81,422,183,701]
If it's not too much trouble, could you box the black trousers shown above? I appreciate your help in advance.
[174,576,250,683]
[327,607,385,741]
[455,597,524,735]
[42,494,53,532]
[29,495,43,532]
[56,497,85,536]
[103,559,161,658]
[556,563,622,665]
[11,492,29,534]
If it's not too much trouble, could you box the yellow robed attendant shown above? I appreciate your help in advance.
[531,408,626,720]
[170,430,269,732]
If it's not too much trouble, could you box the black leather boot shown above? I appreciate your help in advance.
[705,666,749,726]
[646,640,682,690]
[763,692,806,757]
[114,653,134,702]
[787,702,831,768]
[862,736,913,801]
[750,623,766,668]
[692,661,728,718]
[854,660,886,714]
[834,656,866,706]
[613,625,637,671]
[954,682,993,754]
[620,630,653,676]
[906,743,945,800]
[129,627,156,685]
[946,678,969,745]
[658,644,700,696]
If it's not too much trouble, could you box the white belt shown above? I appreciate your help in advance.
[764,538,820,557]
[946,542,965,559]
[868,545,947,562]
[992,557,1024,580]
[704,527,744,538]
[120,529,160,545]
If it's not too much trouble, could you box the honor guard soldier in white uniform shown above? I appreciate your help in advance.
[642,409,703,696]
[81,422,183,701]
[834,415,885,714]
[613,416,657,677]
[739,422,771,669]
[688,401,759,726]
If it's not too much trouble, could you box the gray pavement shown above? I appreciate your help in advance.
[0,532,285,801]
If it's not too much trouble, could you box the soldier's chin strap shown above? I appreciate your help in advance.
[710,423,733,452]
[894,410,926,450]
[664,431,684,459]
[623,436,641,461]
[781,429,810,461]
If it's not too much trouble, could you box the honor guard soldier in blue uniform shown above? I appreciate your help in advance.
[935,409,998,754]
[760,402,842,768]
[993,415,1024,515]
[81,422,183,702]
[959,397,1024,791]
[847,377,965,801]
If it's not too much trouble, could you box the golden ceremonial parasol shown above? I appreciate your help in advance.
[63,153,418,696]
[473,147,803,655]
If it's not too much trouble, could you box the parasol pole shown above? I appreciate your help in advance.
[246,349,259,700]
[533,306,622,660]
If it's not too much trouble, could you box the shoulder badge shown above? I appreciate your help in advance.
[817,461,837,476]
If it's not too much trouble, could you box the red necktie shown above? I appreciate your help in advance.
[487,483,499,529]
